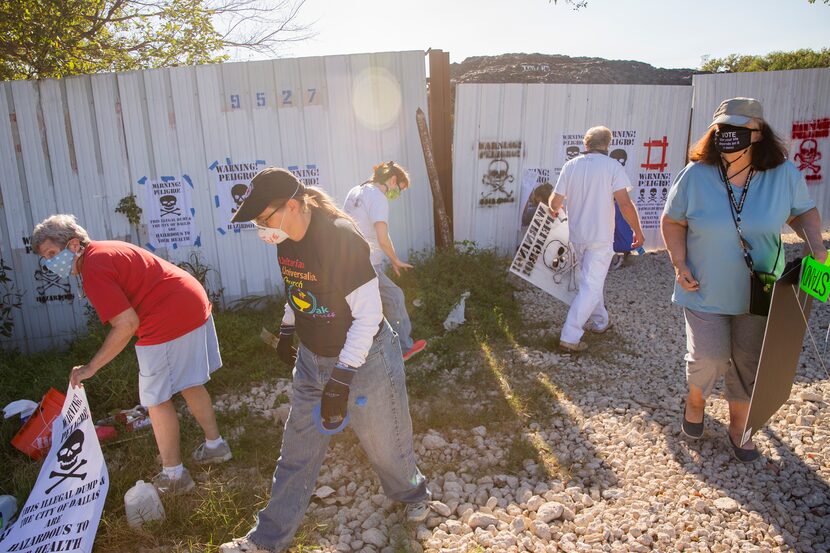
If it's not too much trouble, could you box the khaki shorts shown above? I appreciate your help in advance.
[683,308,766,402]
[135,315,222,407]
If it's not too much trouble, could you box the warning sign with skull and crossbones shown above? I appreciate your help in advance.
[0,386,109,553]
[477,141,522,207]
[636,171,673,233]
[791,118,829,184]
[509,204,578,306]
[143,175,196,248]
[210,159,268,232]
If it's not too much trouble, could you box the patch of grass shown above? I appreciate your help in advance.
[396,242,521,345]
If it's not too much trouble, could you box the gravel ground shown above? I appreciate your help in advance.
[217,236,830,553]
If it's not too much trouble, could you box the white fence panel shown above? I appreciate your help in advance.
[452,83,694,254]
[0,51,430,352]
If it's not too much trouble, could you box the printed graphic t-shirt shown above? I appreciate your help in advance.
[81,241,211,345]
[344,184,389,266]
[553,153,632,245]
[277,211,377,357]
[663,161,814,315]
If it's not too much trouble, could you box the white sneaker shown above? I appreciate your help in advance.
[405,500,431,523]
[219,537,271,553]
[192,441,233,465]
[151,467,195,495]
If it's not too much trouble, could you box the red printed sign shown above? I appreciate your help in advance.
[792,118,828,184]
[640,136,668,172]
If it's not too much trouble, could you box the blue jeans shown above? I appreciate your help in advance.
[247,323,429,551]
[374,264,414,351]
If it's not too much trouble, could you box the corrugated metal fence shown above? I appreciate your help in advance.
[0,51,432,352]
[453,69,830,255]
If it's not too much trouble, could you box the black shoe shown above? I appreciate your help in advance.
[727,433,761,463]
[680,400,704,439]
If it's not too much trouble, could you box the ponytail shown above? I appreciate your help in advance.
[367,161,410,189]
[299,187,356,224]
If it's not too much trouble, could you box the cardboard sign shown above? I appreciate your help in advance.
[0,386,109,553]
[509,204,578,305]
[741,264,813,446]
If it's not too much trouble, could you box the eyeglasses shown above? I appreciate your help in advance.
[253,205,282,228]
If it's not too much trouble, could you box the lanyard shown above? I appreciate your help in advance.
[717,162,781,275]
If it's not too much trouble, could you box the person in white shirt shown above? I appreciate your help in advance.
[344,161,427,361]
[548,126,644,352]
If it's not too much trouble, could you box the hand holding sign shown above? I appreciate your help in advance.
[800,255,830,302]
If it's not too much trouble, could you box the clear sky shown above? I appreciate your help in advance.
[239,0,830,70]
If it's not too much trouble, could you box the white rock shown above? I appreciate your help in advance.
[468,512,500,529]
[315,486,336,499]
[531,520,552,542]
[798,391,823,402]
[714,497,740,513]
[431,501,452,517]
[422,433,448,449]
[536,502,564,523]
[362,528,386,548]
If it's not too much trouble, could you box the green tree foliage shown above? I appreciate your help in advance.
[0,0,312,81]
[701,48,830,73]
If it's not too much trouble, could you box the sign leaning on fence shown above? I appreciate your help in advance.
[509,204,578,305]
[0,385,108,553]
[142,175,197,249]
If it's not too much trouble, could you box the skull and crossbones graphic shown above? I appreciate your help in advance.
[661,188,668,202]
[231,184,250,213]
[565,146,580,161]
[610,149,628,166]
[543,239,578,290]
[648,188,658,203]
[35,262,71,296]
[46,429,88,494]
[794,139,822,175]
[481,159,514,200]
[159,194,181,218]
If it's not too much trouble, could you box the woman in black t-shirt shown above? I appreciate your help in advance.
[220,168,431,553]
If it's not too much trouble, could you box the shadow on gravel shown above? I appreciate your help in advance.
[660,415,830,551]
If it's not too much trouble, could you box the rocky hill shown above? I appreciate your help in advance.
[451,53,700,86]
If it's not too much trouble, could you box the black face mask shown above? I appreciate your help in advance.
[714,125,754,153]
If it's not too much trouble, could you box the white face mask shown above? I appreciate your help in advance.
[256,208,290,245]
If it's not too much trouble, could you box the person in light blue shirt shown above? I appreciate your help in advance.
[661,97,826,463]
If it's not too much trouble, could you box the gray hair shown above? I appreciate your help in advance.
[583,126,613,151]
[31,214,91,253]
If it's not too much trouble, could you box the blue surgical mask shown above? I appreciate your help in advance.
[43,247,76,279]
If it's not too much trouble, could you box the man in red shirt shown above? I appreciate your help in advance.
[32,214,231,494]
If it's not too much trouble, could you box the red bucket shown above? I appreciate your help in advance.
[11,388,66,460]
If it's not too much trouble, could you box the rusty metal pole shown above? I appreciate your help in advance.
[416,107,452,248]
[427,50,454,246]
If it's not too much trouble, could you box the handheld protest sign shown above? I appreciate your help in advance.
[509,204,578,306]
[799,255,830,302]
[0,385,109,553]
[741,262,813,446]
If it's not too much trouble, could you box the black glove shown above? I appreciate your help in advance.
[321,362,356,430]
[276,325,297,366]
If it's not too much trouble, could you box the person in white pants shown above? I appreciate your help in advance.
[548,126,644,352]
